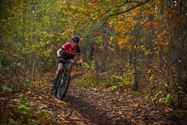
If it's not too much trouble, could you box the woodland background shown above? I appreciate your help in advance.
[0,0,187,125]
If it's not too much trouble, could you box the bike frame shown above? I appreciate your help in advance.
[55,61,72,99]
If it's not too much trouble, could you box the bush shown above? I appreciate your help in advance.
[11,97,52,125]
[77,71,132,92]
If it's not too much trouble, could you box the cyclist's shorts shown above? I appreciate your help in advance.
[58,58,66,64]
[58,57,72,64]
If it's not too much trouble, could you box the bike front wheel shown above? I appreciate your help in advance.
[56,73,70,99]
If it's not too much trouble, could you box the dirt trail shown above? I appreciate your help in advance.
[1,72,175,125]
[26,75,168,125]
[60,83,165,125]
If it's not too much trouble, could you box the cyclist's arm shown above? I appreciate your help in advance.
[76,45,84,63]
[77,53,84,63]
[57,48,63,57]
[57,42,73,57]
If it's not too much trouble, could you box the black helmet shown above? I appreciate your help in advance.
[71,36,80,43]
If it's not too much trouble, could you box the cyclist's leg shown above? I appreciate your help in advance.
[51,59,64,90]
[54,63,63,82]
[69,63,74,74]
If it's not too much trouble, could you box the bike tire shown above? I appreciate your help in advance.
[56,72,70,99]
[54,80,60,96]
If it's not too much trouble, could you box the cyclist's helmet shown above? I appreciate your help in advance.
[71,35,80,43]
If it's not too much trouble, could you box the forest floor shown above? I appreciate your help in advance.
[0,71,186,125]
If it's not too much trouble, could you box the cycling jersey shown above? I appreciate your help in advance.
[61,41,81,58]
[59,41,83,63]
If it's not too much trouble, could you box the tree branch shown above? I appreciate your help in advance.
[108,0,151,17]
[101,0,152,28]
[100,0,142,18]
[114,0,142,8]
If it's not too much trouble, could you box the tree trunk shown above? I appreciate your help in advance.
[101,25,110,72]
[31,54,36,80]
[133,42,138,90]
[129,50,132,66]
[132,25,141,90]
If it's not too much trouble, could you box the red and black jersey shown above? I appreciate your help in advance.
[61,41,81,59]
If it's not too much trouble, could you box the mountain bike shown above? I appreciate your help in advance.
[53,59,72,99]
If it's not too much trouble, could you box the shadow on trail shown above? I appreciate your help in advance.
[64,94,132,125]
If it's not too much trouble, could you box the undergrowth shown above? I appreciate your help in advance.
[77,70,133,92]
[0,97,53,125]
[0,71,53,125]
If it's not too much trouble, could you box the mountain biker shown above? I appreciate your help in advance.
[51,35,84,91]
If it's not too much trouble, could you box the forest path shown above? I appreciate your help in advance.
[59,83,166,125]
[2,72,174,125]
[41,71,167,125]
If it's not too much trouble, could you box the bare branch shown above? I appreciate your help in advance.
[101,0,142,17]
[115,0,142,8]
[108,0,151,17]
[101,0,152,28]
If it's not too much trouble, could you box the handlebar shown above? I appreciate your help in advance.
[58,57,82,67]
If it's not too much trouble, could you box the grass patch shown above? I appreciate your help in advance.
[0,97,53,125]
[77,71,133,92]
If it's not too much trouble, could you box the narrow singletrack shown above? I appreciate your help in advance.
[2,72,174,125]
[63,83,166,125]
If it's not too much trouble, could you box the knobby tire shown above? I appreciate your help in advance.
[55,67,71,99]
